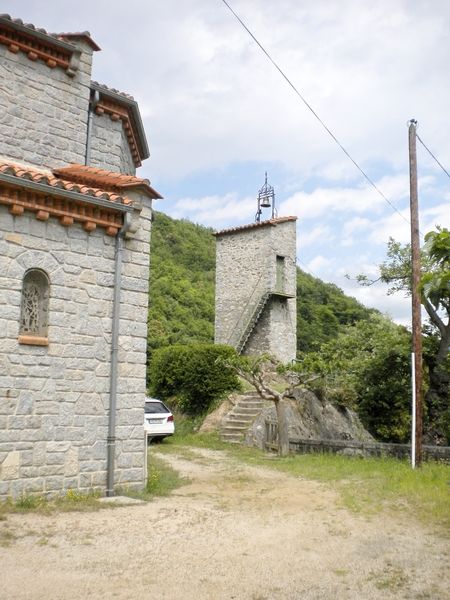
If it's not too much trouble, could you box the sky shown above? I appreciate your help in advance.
[7,0,450,325]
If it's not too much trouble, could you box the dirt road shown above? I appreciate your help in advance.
[1,447,449,600]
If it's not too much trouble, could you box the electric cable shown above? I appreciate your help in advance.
[416,134,450,180]
[220,0,411,226]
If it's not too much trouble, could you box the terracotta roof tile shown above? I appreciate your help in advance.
[0,161,131,205]
[214,216,297,236]
[53,164,163,199]
[54,32,100,51]
[0,14,52,36]
[0,14,100,50]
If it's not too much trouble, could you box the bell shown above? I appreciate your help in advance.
[260,194,271,208]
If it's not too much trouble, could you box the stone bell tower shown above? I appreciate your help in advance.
[214,176,297,364]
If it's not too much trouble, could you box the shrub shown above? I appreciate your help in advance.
[149,343,241,415]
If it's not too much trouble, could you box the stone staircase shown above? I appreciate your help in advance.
[220,391,264,444]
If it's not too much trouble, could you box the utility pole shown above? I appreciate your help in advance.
[408,119,423,467]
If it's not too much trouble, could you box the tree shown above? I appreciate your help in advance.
[358,227,450,443]
[149,344,240,416]
[296,315,412,442]
[421,228,450,441]
[224,355,308,456]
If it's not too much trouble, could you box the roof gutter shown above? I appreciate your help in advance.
[106,211,132,496]
[0,172,133,213]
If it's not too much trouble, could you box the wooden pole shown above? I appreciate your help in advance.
[408,119,423,467]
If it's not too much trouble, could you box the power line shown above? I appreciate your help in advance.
[416,134,450,180]
[220,0,411,226]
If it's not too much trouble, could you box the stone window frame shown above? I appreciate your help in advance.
[18,268,50,346]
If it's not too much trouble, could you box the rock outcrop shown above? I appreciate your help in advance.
[201,388,373,449]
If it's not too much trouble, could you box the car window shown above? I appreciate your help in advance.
[145,401,169,414]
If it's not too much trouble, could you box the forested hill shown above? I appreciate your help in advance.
[148,211,376,356]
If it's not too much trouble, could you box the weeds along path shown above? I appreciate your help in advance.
[1,446,449,600]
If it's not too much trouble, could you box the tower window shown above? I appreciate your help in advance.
[276,255,285,292]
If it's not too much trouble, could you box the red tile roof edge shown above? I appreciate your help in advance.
[214,216,298,236]
[0,161,130,205]
[0,14,100,51]
[53,164,163,200]
[57,32,100,52]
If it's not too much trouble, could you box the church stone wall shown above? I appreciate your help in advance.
[0,203,151,498]
[0,40,93,171]
[90,113,136,175]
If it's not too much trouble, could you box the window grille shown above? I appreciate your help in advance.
[19,269,50,342]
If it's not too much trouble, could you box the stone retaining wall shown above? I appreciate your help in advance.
[264,429,450,463]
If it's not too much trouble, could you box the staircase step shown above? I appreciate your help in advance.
[226,418,252,426]
[221,430,247,438]
[222,424,249,433]
[220,392,266,443]
[238,403,263,410]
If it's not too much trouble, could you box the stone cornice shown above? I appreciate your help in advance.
[0,173,131,236]
[0,14,86,76]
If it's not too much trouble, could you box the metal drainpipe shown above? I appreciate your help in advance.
[85,90,99,166]
[106,212,132,496]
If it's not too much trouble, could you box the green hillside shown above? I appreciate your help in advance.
[148,212,215,354]
[148,211,375,356]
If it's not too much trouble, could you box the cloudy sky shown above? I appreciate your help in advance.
[8,0,450,324]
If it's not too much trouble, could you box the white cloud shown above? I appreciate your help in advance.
[421,203,450,233]
[11,0,450,184]
[279,184,383,221]
[6,0,450,324]
[167,193,256,228]
[342,280,412,325]
[306,254,333,273]
[298,225,332,248]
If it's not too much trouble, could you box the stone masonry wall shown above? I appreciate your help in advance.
[90,113,136,175]
[0,201,152,498]
[215,219,297,363]
[0,40,93,170]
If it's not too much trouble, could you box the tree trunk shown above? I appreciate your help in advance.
[274,397,290,457]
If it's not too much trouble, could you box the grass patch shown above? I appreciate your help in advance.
[268,453,450,528]
[0,489,107,517]
[160,425,450,530]
[368,563,409,591]
[146,453,188,496]
[0,528,18,547]
[0,452,187,516]
[170,411,205,437]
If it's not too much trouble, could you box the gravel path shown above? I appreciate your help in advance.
[1,447,449,600]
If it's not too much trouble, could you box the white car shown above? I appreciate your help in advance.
[144,398,175,442]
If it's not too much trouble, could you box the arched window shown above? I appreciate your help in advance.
[18,269,50,345]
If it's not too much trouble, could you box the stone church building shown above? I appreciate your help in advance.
[0,15,161,498]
